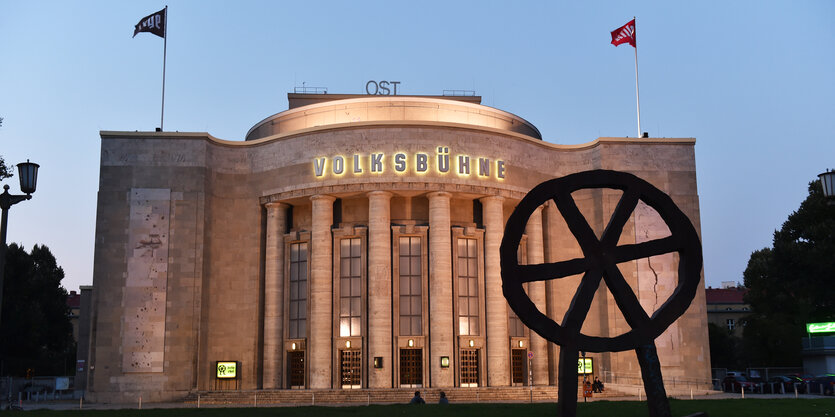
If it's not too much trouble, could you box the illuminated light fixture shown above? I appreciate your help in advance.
[519,340,524,348]
[440,356,450,368]
[291,342,297,350]
[408,339,414,347]
[819,169,835,205]
[468,339,474,348]
[346,340,351,348]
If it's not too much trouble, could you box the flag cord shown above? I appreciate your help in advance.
[160,5,168,131]
[634,35,641,138]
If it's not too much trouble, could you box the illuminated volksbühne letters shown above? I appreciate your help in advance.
[313,147,505,180]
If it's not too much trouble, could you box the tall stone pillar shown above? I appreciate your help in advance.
[525,206,549,386]
[367,191,392,388]
[310,194,335,389]
[428,191,453,387]
[263,202,289,389]
[480,196,509,386]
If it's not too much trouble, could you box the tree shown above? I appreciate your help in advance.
[708,322,743,369]
[0,244,75,376]
[742,179,835,366]
[1,117,15,180]
[0,155,12,181]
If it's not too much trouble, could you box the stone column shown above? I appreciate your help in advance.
[263,202,289,389]
[428,191,453,387]
[480,196,509,386]
[310,194,335,389]
[367,191,392,388]
[525,206,549,386]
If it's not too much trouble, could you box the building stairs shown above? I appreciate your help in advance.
[183,385,619,406]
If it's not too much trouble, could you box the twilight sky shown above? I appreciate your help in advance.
[1,1,833,293]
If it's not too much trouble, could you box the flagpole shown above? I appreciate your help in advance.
[160,5,168,131]
[633,17,641,138]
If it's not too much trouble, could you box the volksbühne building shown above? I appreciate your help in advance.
[86,92,711,402]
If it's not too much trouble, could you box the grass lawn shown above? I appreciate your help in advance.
[21,399,835,417]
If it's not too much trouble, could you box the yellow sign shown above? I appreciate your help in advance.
[216,361,237,379]
[577,358,593,375]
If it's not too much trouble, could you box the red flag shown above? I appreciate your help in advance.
[610,19,636,48]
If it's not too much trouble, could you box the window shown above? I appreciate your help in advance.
[727,318,735,330]
[288,242,308,339]
[339,238,362,337]
[509,310,525,338]
[399,236,422,336]
[457,238,479,336]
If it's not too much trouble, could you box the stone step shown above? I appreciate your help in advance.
[183,386,619,405]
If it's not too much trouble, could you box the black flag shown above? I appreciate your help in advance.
[133,7,166,38]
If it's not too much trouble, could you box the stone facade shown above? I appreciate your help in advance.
[87,95,711,401]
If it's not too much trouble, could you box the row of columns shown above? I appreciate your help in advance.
[262,191,549,389]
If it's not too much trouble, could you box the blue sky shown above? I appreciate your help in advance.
[1,1,833,293]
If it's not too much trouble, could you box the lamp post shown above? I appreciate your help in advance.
[819,169,835,205]
[0,160,39,327]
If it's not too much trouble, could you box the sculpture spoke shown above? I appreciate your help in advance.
[516,258,589,283]
[601,188,640,247]
[560,269,603,333]
[612,236,679,264]
[603,262,651,330]
[552,194,599,252]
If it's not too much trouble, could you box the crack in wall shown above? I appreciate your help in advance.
[646,257,660,311]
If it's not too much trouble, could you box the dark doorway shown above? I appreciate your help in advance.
[399,348,423,387]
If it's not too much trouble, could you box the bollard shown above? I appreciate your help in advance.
[312,392,315,406]
[741,386,744,399]
[198,394,201,408]
[139,395,143,409]
[690,387,693,400]
[80,397,83,410]
[367,393,370,406]
[794,384,798,398]
[254,393,257,408]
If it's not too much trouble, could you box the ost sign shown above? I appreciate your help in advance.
[313,147,506,180]
[366,80,401,95]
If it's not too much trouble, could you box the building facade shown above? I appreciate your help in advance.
[87,94,711,401]
[705,284,749,337]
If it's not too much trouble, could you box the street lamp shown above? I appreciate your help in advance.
[819,169,835,205]
[0,159,40,326]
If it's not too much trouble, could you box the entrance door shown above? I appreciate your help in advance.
[340,350,361,389]
[399,348,423,387]
[511,348,526,385]
[460,349,479,387]
[287,351,305,388]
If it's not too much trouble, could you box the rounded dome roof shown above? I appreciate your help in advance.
[245,96,542,141]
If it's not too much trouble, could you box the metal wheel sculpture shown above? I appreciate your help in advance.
[500,170,703,417]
